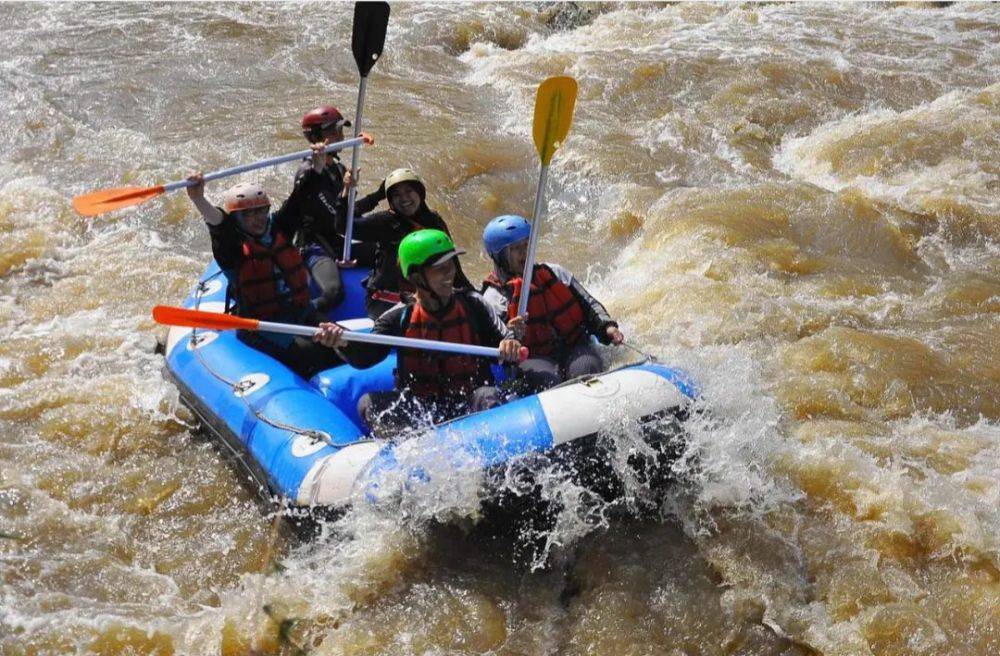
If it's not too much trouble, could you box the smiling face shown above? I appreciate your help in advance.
[388,182,422,217]
[504,239,529,276]
[419,257,456,299]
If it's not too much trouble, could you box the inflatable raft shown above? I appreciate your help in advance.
[162,260,697,511]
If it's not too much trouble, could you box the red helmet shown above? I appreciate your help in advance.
[301,106,351,141]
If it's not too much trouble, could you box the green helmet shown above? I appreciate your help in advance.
[398,229,465,280]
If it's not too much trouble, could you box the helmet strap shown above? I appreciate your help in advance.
[489,253,511,282]
[502,247,521,279]
[411,270,447,311]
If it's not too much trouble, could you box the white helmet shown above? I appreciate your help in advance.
[223,182,270,213]
[384,168,426,200]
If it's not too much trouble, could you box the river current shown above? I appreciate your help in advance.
[1,2,998,655]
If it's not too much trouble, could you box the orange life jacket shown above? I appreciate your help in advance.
[237,231,311,320]
[485,264,586,356]
[398,296,485,399]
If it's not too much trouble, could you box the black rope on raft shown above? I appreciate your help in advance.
[189,274,333,445]
[186,276,380,459]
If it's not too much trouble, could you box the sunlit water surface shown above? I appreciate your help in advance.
[1,2,998,655]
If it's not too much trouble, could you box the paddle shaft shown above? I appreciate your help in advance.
[341,76,368,261]
[516,163,550,317]
[154,305,521,359]
[160,136,367,193]
[256,319,507,359]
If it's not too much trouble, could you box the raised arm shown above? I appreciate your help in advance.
[185,172,223,226]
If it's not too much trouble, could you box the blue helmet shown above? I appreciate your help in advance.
[483,214,531,259]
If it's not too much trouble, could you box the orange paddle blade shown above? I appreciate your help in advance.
[152,305,260,332]
[72,185,166,217]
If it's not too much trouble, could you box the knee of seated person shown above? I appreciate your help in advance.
[522,366,561,390]
[356,393,375,424]
[313,286,344,313]
[566,355,603,379]
[469,386,502,412]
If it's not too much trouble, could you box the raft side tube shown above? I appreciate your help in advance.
[354,365,692,505]
[165,287,369,501]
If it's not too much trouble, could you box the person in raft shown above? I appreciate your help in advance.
[185,142,344,380]
[480,214,624,392]
[336,167,472,320]
[314,229,522,436]
[293,105,382,311]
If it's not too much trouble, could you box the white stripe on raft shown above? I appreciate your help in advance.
[296,441,385,507]
[296,369,689,507]
[166,301,226,356]
[537,369,687,446]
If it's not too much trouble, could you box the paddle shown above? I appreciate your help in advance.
[341,1,390,265]
[152,305,528,361]
[516,76,578,318]
[72,136,372,217]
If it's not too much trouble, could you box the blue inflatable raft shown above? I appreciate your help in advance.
[162,260,697,510]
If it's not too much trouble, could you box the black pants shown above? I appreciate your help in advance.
[237,324,343,381]
[516,340,604,394]
[303,245,344,313]
[306,241,380,314]
[365,293,399,320]
[357,386,502,439]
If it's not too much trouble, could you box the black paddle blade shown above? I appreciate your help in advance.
[352,2,390,77]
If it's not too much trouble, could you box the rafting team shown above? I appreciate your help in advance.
[185,105,624,436]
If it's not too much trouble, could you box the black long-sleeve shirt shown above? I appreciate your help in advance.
[206,180,313,273]
[335,203,473,293]
[337,290,513,370]
[291,158,381,252]
[204,180,321,327]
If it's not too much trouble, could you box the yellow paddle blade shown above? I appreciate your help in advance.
[532,76,577,166]
[71,184,166,217]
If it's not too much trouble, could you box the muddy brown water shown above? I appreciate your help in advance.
[1,2,998,655]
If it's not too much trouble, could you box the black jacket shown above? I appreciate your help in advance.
[205,199,318,325]
[336,202,473,294]
[291,157,381,254]
[206,177,317,273]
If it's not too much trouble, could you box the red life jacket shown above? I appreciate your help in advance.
[398,296,484,399]
[236,231,311,320]
[485,264,586,356]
